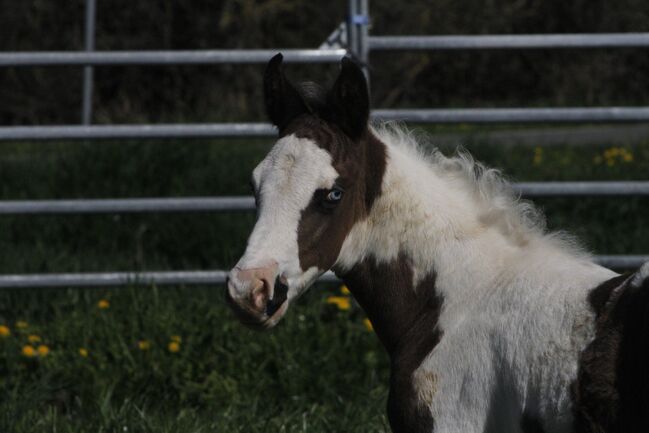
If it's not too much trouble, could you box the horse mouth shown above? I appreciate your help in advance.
[227,276,290,330]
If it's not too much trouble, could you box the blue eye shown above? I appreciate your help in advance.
[326,188,344,202]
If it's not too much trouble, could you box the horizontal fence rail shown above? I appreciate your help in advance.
[4,106,649,141]
[0,257,645,289]
[0,49,348,67]
[0,197,255,215]
[0,123,276,141]
[369,33,649,50]
[1,182,648,215]
[373,108,649,124]
[0,270,340,288]
[515,181,649,197]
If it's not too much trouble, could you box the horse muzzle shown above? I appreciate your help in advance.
[225,264,290,329]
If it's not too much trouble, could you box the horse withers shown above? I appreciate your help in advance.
[226,53,649,433]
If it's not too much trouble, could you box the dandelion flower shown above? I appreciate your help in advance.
[340,285,351,295]
[168,341,180,353]
[97,299,110,309]
[170,335,182,343]
[137,340,151,351]
[326,296,351,311]
[363,318,374,332]
[27,334,41,343]
[621,149,634,162]
[37,345,50,357]
[0,325,10,337]
[79,348,89,357]
[16,321,28,329]
[22,345,35,357]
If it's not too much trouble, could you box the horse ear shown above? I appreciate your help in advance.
[264,53,309,131]
[328,57,369,140]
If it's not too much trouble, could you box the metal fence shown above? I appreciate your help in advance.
[1,0,648,287]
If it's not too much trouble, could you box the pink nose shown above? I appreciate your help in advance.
[227,262,279,315]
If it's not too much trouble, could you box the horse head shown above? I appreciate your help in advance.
[225,53,384,329]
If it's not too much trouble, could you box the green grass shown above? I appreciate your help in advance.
[0,284,389,433]
[0,130,648,432]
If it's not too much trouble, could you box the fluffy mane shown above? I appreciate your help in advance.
[371,122,588,257]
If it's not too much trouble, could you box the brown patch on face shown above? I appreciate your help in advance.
[284,116,386,273]
[340,253,442,433]
[572,272,649,432]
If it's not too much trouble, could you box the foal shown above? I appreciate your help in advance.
[226,54,649,433]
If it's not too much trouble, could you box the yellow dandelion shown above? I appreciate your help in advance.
[621,150,634,163]
[363,318,374,332]
[340,285,351,295]
[168,341,180,353]
[97,299,110,309]
[27,334,41,343]
[170,335,182,343]
[22,345,35,357]
[326,296,351,311]
[0,325,10,337]
[79,348,89,357]
[593,155,603,165]
[16,320,28,329]
[137,340,151,351]
[37,345,50,357]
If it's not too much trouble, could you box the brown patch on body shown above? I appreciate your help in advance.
[341,254,442,433]
[572,272,649,432]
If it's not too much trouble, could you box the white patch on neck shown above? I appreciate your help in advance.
[237,134,338,299]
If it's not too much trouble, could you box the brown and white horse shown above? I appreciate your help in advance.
[226,54,649,433]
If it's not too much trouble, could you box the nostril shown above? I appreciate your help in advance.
[251,282,269,311]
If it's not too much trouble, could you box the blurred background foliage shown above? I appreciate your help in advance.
[1,0,649,125]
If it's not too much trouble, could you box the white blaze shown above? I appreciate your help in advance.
[234,134,339,300]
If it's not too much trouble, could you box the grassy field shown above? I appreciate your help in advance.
[1,128,648,432]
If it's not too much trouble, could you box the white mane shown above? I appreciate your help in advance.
[371,122,586,257]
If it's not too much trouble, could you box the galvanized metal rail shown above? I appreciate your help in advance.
[0,182,647,215]
[373,108,649,124]
[3,106,649,141]
[0,270,340,288]
[0,123,276,141]
[0,257,644,289]
[369,33,649,50]
[0,49,348,67]
[0,197,255,215]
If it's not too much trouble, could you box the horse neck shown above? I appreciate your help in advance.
[334,139,526,357]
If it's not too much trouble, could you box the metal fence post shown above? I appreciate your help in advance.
[82,0,96,125]
[359,0,370,81]
[347,0,370,88]
[347,0,359,58]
